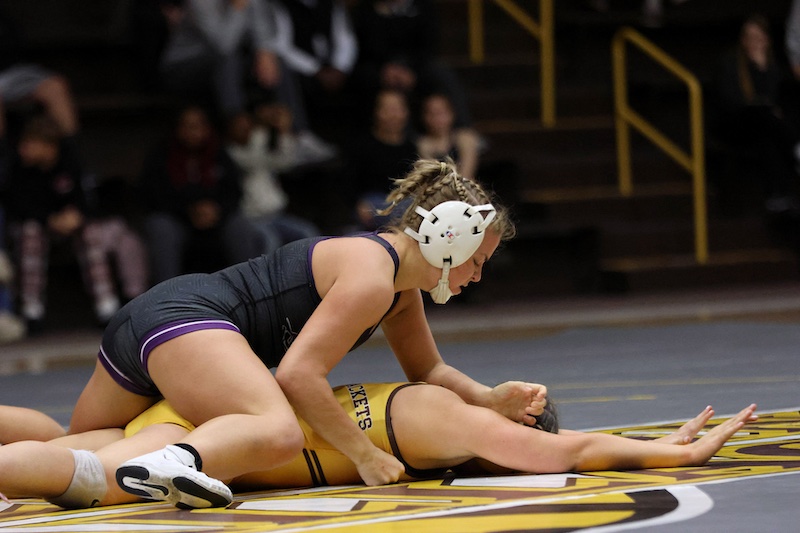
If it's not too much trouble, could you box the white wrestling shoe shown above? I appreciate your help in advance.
[116,444,233,509]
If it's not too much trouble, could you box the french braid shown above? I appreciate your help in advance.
[380,158,516,241]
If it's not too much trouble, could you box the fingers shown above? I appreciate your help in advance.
[654,408,711,445]
[687,404,756,465]
[704,404,757,440]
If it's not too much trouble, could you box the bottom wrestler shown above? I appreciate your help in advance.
[0,383,756,509]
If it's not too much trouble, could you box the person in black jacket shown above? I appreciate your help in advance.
[3,116,144,328]
[139,105,263,283]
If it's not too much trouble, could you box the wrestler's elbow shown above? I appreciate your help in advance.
[274,364,301,397]
[274,361,320,400]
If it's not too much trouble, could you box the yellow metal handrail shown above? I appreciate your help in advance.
[612,26,708,264]
[468,0,555,127]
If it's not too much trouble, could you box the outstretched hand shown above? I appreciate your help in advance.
[686,404,757,465]
[655,406,716,444]
[656,405,759,445]
[487,381,548,425]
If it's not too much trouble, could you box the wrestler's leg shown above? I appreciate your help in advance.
[0,428,121,500]
[95,423,189,505]
[69,360,159,434]
[146,329,303,480]
[0,405,66,443]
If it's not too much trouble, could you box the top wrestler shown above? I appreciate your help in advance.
[65,157,545,509]
[0,384,757,509]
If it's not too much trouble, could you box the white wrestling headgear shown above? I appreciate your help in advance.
[404,200,496,304]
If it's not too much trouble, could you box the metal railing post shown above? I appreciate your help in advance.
[611,27,708,264]
[468,0,556,127]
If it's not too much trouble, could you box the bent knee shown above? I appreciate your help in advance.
[268,417,305,464]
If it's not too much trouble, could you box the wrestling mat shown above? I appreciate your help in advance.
[1,408,798,532]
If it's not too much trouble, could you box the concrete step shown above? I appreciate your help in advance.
[600,249,800,293]
[598,217,785,258]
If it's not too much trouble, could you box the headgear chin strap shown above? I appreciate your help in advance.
[404,200,496,304]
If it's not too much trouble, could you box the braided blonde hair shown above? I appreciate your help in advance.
[379,158,516,241]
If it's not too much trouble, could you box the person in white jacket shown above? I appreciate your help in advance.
[225,104,319,254]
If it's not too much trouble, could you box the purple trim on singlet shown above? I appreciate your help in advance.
[306,232,400,286]
[307,236,335,295]
[98,346,159,396]
[306,232,400,295]
[139,319,240,372]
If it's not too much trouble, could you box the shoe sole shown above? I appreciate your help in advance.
[174,476,232,509]
[117,464,232,509]
[116,465,172,501]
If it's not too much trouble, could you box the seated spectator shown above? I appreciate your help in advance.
[158,0,281,119]
[225,105,319,255]
[712,13,800,214]
[139,105,263,283]
[2,116,144,330]
[416,92,480,180]
[81,176,150,314]
[351,0,472,128]
[0,208,25,343]
[347,89,418,230]
[267,0,357,137]
[0,7,79,169]
[0,66,79,142]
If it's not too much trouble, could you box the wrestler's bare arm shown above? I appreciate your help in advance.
[389,385,757,474]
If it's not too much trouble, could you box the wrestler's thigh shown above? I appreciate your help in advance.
[147,329,292,426]
[70,360,158,434]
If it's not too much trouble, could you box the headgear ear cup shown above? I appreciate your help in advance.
[405,201,496,268]
[405,201,496,304]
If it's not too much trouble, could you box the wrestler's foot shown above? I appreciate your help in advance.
[116,444,232,509]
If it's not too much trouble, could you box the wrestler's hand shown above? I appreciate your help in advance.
[685,404,757,465]
[655,406,715,444]
[656,405,759,445]
[487,381,548,425]
[356,447,405,486]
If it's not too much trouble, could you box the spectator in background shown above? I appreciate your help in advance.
[158,0,281,119]
[416,92,480,180]
[787,0,800,82]
[139,105,262,283]
[713,13,800,214]
[0,208,25,343]
[159,0,335,164]
[351,0,472,129]
[225,104,319,255]
[0,6,79,148]
[2,116,143,330]
[81,176,151,315]
[267,0,358,137]
[347,88,418,231]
